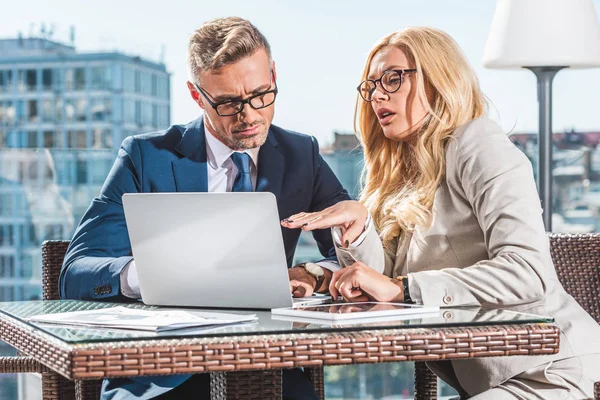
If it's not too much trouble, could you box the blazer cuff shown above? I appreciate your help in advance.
[331,213,373,248]
[120,260,141,299]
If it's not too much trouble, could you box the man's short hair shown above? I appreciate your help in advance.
[187,17,272,81]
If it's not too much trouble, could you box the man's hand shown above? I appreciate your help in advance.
[288,266,316,298]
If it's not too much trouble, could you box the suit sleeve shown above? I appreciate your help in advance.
[59,136,142,300]
[307,136,351,260]
[409,124,552,307]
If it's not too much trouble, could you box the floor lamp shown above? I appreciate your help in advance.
[483,0,600,231]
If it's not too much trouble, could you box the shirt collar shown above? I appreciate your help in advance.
[204,124,260,169]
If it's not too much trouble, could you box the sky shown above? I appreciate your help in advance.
[2,0,600,147]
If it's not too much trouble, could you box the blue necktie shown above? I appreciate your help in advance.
[231,152,253,192]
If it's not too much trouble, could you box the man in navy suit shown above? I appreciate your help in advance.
[59,17,349,400]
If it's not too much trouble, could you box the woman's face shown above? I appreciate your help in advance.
[367,46,429,142]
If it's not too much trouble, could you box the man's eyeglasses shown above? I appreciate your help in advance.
[357,69,417,102]
[194,80,278,117]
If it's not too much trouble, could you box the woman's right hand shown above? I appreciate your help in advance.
[281,200,369,247]
[330,261,403,303]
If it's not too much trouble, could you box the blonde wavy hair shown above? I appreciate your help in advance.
[356,27,486,245]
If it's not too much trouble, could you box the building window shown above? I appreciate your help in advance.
[0,70,13,93]
[74,68,85,90]
[1,255,15,277]
[90,157,113,184]
[76,160,87,184]
[41,99,54,123]
[158,75,169,98]
[159,105,169,127]
[19,252,32,278]
[26,69,37,91]
[123,67,135,93]
[44,130,59,148]
[64,68,74,91]
[68,130,87,148]
[152,74,158,96]
[140,71,152,95]
[27,99,38,122]
[135,70,141,93]
[65,98,87,122]
[42,69,54,91]
[141,102,152,126]
[0,101,7,124]
[27,131,38,148]
[91,98,111,121]
[91,66,111,90]
[124,99,136,123]
[92,128,112,149]
[135,100,141,125]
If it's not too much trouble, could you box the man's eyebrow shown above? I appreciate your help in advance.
[212,83,272,103]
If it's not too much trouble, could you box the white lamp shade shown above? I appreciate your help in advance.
[483,0,600,69]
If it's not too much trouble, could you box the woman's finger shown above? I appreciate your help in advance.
[340,219,367,247]
[329,266,354,299]
[299,210,354,231]
[281,212,310,224]
[338,282,365,301]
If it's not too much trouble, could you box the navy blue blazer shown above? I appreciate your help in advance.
[59,117,350,300]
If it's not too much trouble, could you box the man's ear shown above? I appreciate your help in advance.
[186,81,205,109]
[272,61,277,82]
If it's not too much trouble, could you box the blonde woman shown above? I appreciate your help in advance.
[282,27,600,399]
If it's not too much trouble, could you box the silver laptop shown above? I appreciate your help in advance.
[122,192,331,310]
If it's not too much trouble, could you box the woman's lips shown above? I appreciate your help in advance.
[379,113,395,126]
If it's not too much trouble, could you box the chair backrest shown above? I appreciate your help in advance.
[549,233,600,323]
[41,240,70,301]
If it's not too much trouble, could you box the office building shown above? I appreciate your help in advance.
[0,36,170,302]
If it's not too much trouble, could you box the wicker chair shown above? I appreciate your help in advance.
[0,240,325,400]
[549,233,600,400]
[413,233,600,400]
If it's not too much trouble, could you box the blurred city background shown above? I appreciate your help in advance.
[2,0,600,398]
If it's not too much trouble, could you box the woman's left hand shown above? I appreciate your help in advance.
[281,200,369,246]
[330,262,404,302]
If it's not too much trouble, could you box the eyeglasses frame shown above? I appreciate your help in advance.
[193,73,278,117]
[357,68,417,102]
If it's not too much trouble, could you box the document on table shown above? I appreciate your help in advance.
[28,306,257,332]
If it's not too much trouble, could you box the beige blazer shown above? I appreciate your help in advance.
[335,116,600,396]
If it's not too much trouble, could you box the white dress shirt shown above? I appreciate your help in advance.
[120,126,340,298]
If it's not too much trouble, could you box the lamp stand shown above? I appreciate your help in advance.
[525,66,566,232]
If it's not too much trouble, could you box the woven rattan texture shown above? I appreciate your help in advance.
[304,366,325,400]
[75,380,102,400]
[548,233,600,400]
[42,241,70,301]
[549,233,600,323]
[0,356,48,373]
[414,361,437,400]
[225,370,283,400]
[64,324,559,380]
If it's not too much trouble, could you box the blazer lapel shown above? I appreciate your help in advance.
[172,117,208,192]
[256,129,284,198]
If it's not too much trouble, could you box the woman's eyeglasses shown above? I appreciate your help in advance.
[357,69,417,102]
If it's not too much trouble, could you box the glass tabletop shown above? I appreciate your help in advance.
[0,300,554,345]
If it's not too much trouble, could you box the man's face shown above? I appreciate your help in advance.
[187,48,276,150]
